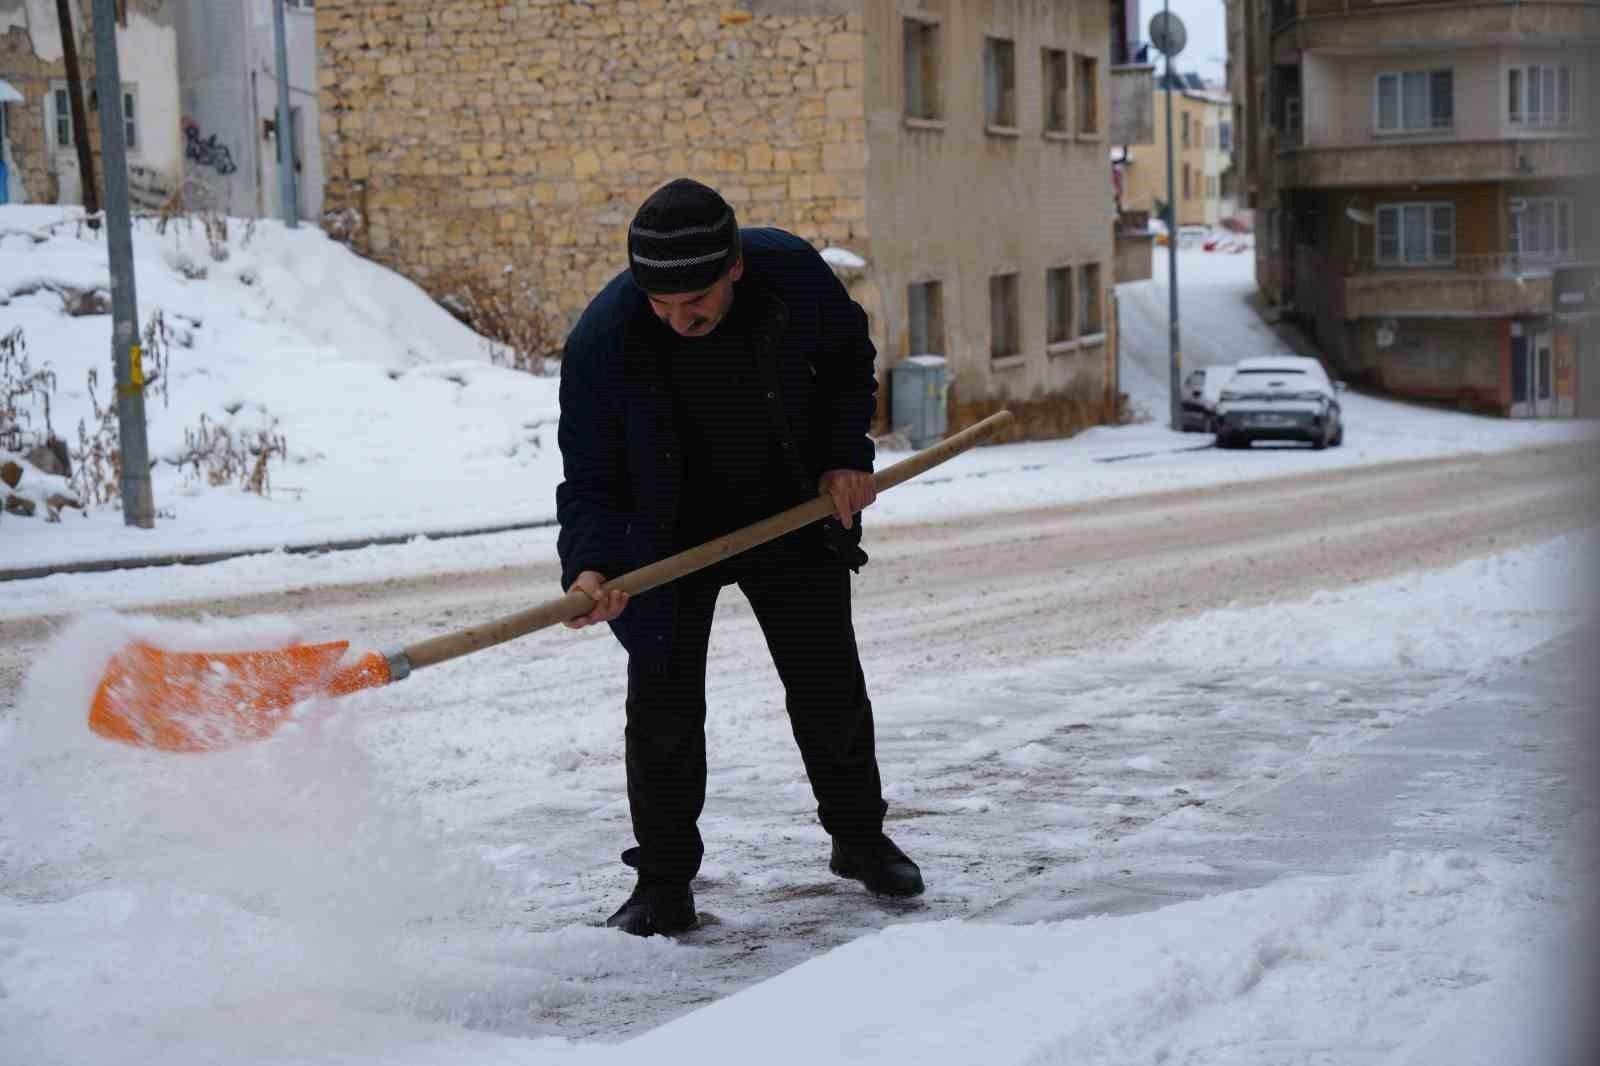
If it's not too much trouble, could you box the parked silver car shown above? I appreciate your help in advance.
[1214,356,1345,450]
[1180,365,1236,433]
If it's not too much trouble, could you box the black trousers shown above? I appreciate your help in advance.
[622,557,887,882]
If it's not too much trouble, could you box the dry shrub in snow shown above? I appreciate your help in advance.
[448,271,561,376]
[1,328,58,453]
[71,368,121,507]
[949,375,1131,442]
[176,414,287,497]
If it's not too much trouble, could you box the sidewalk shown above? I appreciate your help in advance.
[991,623,1599,921]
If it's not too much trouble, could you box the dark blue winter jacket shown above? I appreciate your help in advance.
[555,227,877,667]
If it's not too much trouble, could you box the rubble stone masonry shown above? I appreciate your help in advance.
[316,0,869,332]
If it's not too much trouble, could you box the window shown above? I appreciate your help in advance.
[1079,263,1103,337]
[1512,198,1575,259]
[53,86,70,148]
[1182,163,1191,200]
[984,36,1017,128]
[1046,267,1074,345]
[1509,64,1573,126]
[1375,70,1453,133]
[1219,121,1232,151]
[903,16,942,122]
[1182,112,1191,148]
[122,87,138,151]
[48,82,137,153]
[1042,47,1069,133]
[907,280,945,355]
[1075,53,1099,135]
[990,272,1020,359]
[1375,203,1455,266]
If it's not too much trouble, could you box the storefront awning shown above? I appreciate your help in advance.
[0,79,23,105]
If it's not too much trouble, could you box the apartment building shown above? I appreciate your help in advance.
[1120,73,1235,227]
[318,0,1118,436]
[1237,0,1600,417]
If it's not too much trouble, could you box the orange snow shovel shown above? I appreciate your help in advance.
[89,411,1014,753]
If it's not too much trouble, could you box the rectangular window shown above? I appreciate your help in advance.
[1182,112,1191,148]
[1046,267,1074,345]
[1075,53,1099,135]
[1182,163,1191,200]
[903,16,942,121]
[984,37,1017,129]
[1514,198,1575,259]
[1376,69,1452,132]
[53,87,71,148]
[989,272,1020,359]
[1510,64,1575,126]
[1042,47,1069,133]
[122,88,138,151]
[1079,263,1103,336]
[907,280,945,356]
[1219,121,1232,151]
[1375,202,1455,266]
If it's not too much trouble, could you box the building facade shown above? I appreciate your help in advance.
[1238,0,1600,417]
[316,0,1118,437]
[0,0,182,208]
[0,0,322,218]
[1120,75,1234,227]
[175,0,324,221]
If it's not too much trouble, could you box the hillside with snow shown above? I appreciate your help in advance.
[1,206,560,562]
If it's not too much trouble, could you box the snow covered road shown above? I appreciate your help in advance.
[2,441,1595,1063]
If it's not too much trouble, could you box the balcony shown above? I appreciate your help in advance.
[1279,137,1600,188]
[1340,250,1594,319]
[1272,0,1600,62]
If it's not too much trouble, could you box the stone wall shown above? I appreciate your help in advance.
[316,0,871,333]
[1,21,55,202]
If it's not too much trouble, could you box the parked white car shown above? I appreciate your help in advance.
[1180,365,1236,433]
[1214,356,1345,450]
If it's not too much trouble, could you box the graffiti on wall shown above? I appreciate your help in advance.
[127,164,176,210]
[183,119,237,176]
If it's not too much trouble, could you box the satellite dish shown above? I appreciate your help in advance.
[1345,206,1374,226]
[1149,11,1187,57]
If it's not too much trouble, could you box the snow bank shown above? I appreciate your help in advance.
[1124,528,1598,672]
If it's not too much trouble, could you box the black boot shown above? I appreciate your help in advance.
[605,876,698,937]
[830,833,925,898]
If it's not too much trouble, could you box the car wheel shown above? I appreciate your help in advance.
[1331,423,1344,447]
[1312,424,1329,451]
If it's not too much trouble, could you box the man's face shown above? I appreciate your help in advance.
[647,257,743,338]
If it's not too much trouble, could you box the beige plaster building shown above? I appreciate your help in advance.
[316,0,1118,436]
[1119,76,1233,227]
[1235,0,1600,417]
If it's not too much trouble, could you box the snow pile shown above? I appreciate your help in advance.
[621,851,1576,1066]
[1,205,561,562]
[1124,528,1598,672]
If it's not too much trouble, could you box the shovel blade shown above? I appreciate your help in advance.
[89,641,391,753]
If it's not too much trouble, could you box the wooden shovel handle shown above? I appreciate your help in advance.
[401,410,1014,671]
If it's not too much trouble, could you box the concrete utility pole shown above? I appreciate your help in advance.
[1153,2,1187,432]
[91,0,153,527]
[271,0,300,227]
[55,0,99,219]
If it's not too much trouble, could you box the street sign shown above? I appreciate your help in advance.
[1552,263,1600,316]
[1149,11,1187,57]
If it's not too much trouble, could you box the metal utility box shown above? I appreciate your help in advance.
[891,356,949,449]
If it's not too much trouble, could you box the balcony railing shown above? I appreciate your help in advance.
[1349,249,1599,277]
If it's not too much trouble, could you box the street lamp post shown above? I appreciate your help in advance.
[1151,4,1188,432]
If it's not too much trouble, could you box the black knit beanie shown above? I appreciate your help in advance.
[628,178,742,294]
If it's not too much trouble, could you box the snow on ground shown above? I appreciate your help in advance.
[1,205,560,567]
[3,212,1597,1065]
[1,527,1594,1065]
[3,208,1593,584]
